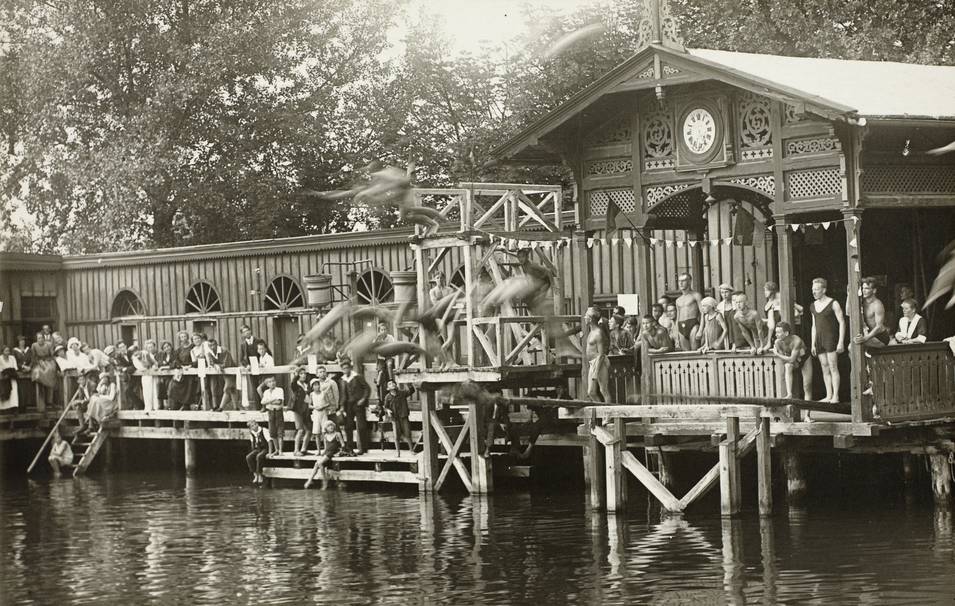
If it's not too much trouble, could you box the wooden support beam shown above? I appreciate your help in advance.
[468,402,493,494]
[756,417,772,517]
[419,392,441,491]
[620,450,682,512]
[430,411,472,492]
[782,447,807,505]
[583,418,606,510]
[678,425,759,511]
[719,416,742,517]
[184,438,197,474]
[929,454,953,507]
[605,418,627,511]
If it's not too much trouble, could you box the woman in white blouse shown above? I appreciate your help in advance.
[894,298,928,345]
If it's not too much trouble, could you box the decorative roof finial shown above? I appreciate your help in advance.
[637,0,685,52]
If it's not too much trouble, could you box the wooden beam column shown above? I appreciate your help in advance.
[719,416,742,517]
[756,416,772,516]
[468,401,493,494]
[604,417,627,511]
[414,242,441,492]
[929,454,953,508]
[774,215,795,326]
[842,208,867,422]
[782,445,807,505]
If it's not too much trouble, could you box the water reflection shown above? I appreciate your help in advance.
[1,473,954,604]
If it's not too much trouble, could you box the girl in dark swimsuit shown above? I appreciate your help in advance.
[304,420,343,489]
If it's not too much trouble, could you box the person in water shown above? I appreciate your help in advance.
[48,430,74,477]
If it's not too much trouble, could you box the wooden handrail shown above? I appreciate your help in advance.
[26,401,76,474]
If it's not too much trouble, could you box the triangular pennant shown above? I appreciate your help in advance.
[610,238,619,246]
[650,238,658,246]
[711,239,720,246]
[790,224,800,232]
[723,237,733,245]
[689,240,698,248]
[676,240,684,248]
[624,237,633,248]
[665,240,673,248]
[854,261,860,272]
[587,238,595,248]
[848,237,858,248]
[822,221,831,230]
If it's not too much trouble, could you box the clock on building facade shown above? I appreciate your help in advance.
[674,96,733,170]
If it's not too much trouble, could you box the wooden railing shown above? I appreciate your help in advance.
[869,342,955,422]
[644,351,786,405]
[608,354,639,404]
[468,315,580,368]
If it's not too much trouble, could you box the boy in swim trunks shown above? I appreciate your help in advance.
[697,296,727,353]
[733,292,764,354]
[584,306,610,402]
[772,321,813,405]
[675,273,702,350]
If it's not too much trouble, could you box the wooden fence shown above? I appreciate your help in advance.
[869,342,955,422]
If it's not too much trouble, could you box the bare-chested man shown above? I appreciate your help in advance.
[584,306,610,402]
[697,296,727,353]
[675,273,702,350]
[733,291,764,353]
[639,315,674,354]
[772,321,813,405]
[852,277,889,349]
[716,283,743,349]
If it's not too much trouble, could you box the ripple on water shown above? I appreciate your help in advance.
[1,473,954,605]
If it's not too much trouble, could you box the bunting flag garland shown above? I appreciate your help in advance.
[624,237,633,248]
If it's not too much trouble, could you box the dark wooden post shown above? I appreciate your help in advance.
[756,416,772,516]
[774,216,795,326]
[719,416,742,516]
[842,208,867,422]
[782,446,807,505]
[605,417,627,511]
[468,401,492,494]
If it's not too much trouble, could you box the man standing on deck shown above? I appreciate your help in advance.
[852,277,889,349]
[340,358,371,455]
[584,306,609,402]
[810,278,846,404]
[675,273,702,350]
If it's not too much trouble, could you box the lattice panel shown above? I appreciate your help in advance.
[737,91,772,151]
[590,189,637,216]
[587,158,633,176]
[861,165,955,193]
[785,137,838,156]
[586,114,632,147]
[645,183,693,207]
[786,168,842,200]
[727,175,776,198]
[648,191,694,218]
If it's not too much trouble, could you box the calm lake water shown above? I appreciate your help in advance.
[1,471,954,605]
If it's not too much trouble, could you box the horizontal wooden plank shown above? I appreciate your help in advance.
[263,466,420,485]
[576,404,772,420]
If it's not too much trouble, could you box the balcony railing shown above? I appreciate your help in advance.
[869,342,955,422]
[644,351,786,405]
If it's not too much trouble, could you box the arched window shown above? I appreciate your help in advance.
[111,289,146,318]
[264,276,304,311]
[354,269,393,304]
[185,281,222,314]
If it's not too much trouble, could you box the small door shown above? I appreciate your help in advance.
[273,316,302,365]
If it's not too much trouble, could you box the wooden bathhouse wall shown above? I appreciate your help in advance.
[58,236,471,360]
[0,265,63,346]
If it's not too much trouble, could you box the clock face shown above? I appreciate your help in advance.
[682,108,717,155]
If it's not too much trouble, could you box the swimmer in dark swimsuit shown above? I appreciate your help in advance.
[773,322,813,405]
[852,277,889,348]
[675,272,702,350]
[697,296,727,353]
[810,277,846,404]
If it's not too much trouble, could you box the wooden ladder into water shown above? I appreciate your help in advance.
[26,402,78,475]
[72,426,109,476]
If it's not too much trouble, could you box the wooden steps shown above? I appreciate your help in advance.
[73,426,109,476]
[262,449,422,485]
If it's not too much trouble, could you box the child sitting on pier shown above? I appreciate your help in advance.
[304,420,343,489]
[382,380,415,454]
[772,322,813,407]
[246,419,272,485]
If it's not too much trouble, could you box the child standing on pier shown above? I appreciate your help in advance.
[304,420,343,489]
[383,380,415,454]
[258,376,285,456]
